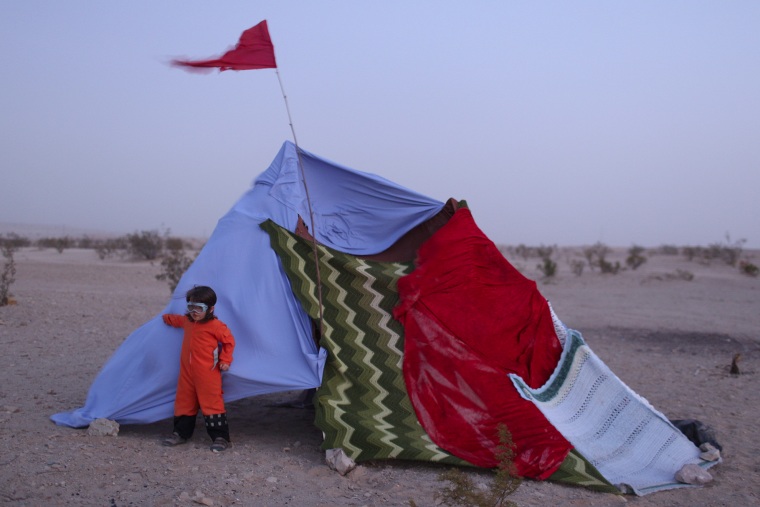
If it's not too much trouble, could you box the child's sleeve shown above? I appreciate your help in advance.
[218,323,236,365]
[162,314,185,328]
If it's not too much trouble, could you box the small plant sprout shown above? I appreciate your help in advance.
[437,423,521,507]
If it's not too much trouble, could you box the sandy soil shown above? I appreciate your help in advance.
[1,244,758,506]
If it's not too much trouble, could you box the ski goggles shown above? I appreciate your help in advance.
[187,302,208,314]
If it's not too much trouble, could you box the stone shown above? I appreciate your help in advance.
[699,443,721,462]
[675,464,713,485]
[87,418,119,437]
[325,448,357,476]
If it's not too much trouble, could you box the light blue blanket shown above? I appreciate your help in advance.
[510,329,719,495]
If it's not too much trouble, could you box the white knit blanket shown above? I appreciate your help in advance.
[510,329,718,495]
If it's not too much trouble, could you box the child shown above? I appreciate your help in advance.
[161,285,236,452]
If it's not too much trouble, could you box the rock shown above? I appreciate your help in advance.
[675,464,713,485]
[325,448,357,476]
[87,418,119,437]
[699,443,721,461]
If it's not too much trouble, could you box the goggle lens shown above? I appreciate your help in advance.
[187,302,208,314]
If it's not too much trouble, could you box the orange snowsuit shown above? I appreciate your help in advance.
[163,314,235,416]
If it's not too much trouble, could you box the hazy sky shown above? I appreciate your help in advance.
[2,2,758,247]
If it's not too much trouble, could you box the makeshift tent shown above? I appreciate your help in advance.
[51,141,443,427]
[52,141,718,494]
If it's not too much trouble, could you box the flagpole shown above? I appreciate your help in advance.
[274,69,325,339]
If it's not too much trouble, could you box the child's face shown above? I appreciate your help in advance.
[187,301,210,321]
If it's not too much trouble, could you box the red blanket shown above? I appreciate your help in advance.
[394,208,572,479]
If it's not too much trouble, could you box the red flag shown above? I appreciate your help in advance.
[172,20,277,71]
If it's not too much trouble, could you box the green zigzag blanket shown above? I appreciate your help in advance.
[262,219,617,492]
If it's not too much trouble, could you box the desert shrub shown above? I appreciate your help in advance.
[94,237,129,260]
[127,230,163,260]
[535,245,557,279]
[437,424,521,507]
[156,243,197,293]
[739,260,758,277]
[537,257,557,278]
[1,243,18,306]
[681,246,698,262]
[76,235,94,249]
[669,269,694,281]
[656,244,680,255]
[568,259,585,276]
[600,258,621,274]
[625,245,647,270]
[514,244,533,260]
[645,269,695,282]
[164,236,188,251]
[36,236,73,253]
[0,233,31,249]
[709,235,744,266]
[583,242,619,274]
[682,236,746,266]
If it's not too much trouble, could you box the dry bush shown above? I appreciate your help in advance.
[94,237,129,260]
[739,260,758,277]
[682,235,746,266]
[626,245,647,270]
[0,233,31,249]
[583,242,620,274]
[36,236,74,253]
[568,259,585,276]
[126,230,164,260]
[156,242,198,293]
[536,245,558,279]
[655,244,680,255]
[1,243,17,306]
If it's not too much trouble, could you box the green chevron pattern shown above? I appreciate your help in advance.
[262,219,465,464]
[261,220,616,491]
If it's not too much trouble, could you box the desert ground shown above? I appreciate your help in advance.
[0,235,758,506]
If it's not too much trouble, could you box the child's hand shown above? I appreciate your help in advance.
[219,362,230,372]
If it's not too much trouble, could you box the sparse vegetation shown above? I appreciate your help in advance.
[127,230,164,260]
[583,242,621,274]
[535,245,557,279]
[647,269,695,282]
[674,269,695,281]
[682,235,746,266]
[94,237,129,260]
[537,257,557,278]
[626,245,647,270]
[655,244,680,256]
[437,424,521,507]
[155,239,198,293]
[0,233,31,249]
[1,243,17,306]
[738,260,758,277]
[37,236,74,253]
[568,258,585,276]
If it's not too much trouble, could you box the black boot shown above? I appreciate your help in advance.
[205,413,230,452]
[204,413,230,441]
[173,414,197,440]
[162,414,196,446]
